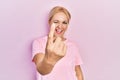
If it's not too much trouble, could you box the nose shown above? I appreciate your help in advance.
[57,23,63,28]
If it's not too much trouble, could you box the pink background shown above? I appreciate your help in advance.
[0,0,120,80]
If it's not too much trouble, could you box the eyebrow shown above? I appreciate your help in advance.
[53,20,68,22]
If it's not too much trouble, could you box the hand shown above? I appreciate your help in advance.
[45,23,67,65]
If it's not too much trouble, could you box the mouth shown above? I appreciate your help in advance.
[55,28,63,34]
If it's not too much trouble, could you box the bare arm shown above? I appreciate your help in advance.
[33,23,67,75]
[75,65,84,80]
[33,53,55,75]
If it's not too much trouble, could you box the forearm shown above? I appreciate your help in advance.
[75,65,84,80]
[36,56,55,75]
[77,74,84,80]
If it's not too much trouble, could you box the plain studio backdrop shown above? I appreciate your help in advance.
[0,0,120,80]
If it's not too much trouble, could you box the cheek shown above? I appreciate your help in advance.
[63,25,68,30]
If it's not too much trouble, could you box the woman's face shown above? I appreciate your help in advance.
[50,12,69,39]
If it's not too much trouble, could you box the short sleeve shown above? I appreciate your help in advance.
[32,39,44,60]
[73,44,83,65]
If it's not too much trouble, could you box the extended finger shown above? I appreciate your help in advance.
[47,23,56,46]
[48,23,56,38]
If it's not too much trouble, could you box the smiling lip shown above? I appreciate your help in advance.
[55,28,63,34]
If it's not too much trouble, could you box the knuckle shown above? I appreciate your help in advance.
[56,37,61,41]
[48,36,51,40]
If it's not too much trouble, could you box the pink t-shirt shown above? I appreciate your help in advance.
[32,36,83,80]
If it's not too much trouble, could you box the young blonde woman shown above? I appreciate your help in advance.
[32,6,84,80]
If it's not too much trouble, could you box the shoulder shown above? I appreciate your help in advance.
[33,36,47,43]
[32,36,47,47]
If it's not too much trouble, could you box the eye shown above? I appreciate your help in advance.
[63,21,68,24]
[53,20,58,23]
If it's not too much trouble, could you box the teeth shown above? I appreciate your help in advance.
[56,29,62,33]
[57,29,61,32]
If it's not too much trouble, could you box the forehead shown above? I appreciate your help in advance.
[52,12,68,21]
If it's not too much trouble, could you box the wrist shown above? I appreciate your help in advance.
[43,56,56,66]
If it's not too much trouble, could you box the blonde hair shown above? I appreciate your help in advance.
[48,6,71,23]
